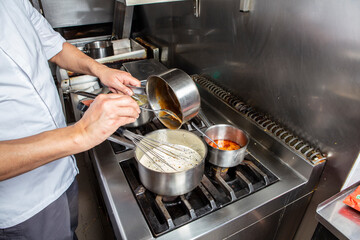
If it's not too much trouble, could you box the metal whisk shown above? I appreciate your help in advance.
[117,128,190,172]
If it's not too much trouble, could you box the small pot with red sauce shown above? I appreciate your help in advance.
[204,124,249,167]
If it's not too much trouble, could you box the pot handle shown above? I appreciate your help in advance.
[125,84,145,90]
[72,90,98,99]
[191,122,220,148]
[198,109,212,128]
[125,84,146,95]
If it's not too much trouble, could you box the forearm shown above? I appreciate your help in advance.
[50,42,107,78]
[0,94,140,181]
[0,125,86,181]
[50,42,139,95]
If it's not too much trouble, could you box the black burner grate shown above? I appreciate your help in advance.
[120,154,278,237]
[114,113,279,236]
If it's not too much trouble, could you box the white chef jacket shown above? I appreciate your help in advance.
[0,0,78,228]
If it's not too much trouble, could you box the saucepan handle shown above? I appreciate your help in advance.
[71,90,98,99]
[125,84,146,95]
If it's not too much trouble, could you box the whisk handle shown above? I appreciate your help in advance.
[116,127,125,135]
[115,127,133,139]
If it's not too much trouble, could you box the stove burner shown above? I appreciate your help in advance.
[161,196,179,203]
[207,165,230,179]
[120,154,278,237]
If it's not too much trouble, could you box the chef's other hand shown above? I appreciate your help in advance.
[97,67,141,95]
[74,94,140,149]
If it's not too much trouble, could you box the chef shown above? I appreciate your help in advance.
[0,0,140,239]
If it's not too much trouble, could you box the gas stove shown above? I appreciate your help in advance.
[120,152,278,237]
[68,59,326,239]
[88,92,325,240]
[110,115,279,237]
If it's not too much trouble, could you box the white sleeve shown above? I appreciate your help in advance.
[22,0,66,60]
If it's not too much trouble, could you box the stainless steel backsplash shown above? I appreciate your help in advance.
[37,0,114,28]
[136,0,360,238]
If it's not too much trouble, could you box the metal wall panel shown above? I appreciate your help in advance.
[117,0,185,6]
[40,0,114,28]
[137,0,360,238]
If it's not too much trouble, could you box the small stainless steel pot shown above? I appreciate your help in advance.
[84,40,114,59]
[204,124,249,167]
[124,101,153,128]
[134,129,207,196]
[125,81,153,128]
[146,69,200,129]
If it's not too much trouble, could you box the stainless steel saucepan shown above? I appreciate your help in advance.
[72,89,154,128]
[204,124,249,167]
[124,81,153,128]
[134,129,207,196]
[146,68,201,129]
[84,40,114,59]
[124,94,154,128]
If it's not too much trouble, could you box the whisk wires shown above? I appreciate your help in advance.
[123,130,182,171]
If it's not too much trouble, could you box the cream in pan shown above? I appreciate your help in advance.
[139,145,202,172]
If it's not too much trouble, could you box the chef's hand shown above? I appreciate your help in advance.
[97,67,141,95]
[50,43,141,95]
[74,94,140,149]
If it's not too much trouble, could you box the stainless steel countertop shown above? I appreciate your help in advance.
[87,84,325,239]
[316,181,360,240]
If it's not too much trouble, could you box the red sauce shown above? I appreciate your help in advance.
[209,139,241,151]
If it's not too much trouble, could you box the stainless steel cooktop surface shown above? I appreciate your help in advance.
[67,58,325,240]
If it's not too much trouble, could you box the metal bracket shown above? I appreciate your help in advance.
[112,2,134,39]
[194,0,200,18]
[240,0,252,12]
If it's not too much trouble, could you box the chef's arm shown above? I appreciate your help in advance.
[0,94,140,181]
[49,42,141,95]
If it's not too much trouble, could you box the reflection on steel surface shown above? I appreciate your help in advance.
[316,181,360,240]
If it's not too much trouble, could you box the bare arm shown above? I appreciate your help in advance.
[0,94,140,181]
[0,42,142,181]
[50,42,141,94]
[0,125,84,181]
